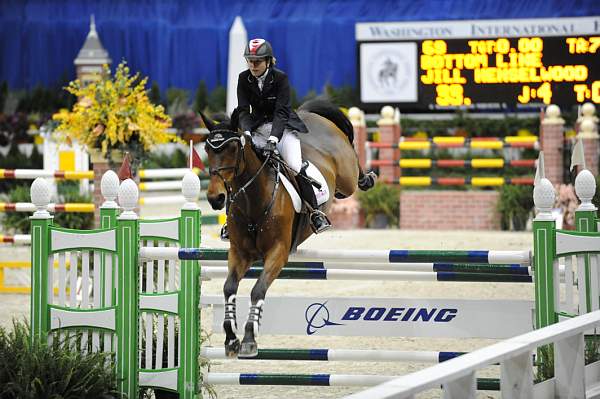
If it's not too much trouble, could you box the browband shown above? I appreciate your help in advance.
[206,130,245,151]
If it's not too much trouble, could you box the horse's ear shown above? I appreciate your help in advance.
[199,111,216,132]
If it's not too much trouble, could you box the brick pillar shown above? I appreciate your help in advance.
[377,106,401,183]
[577,102,599,177]
[92,159,110,227]
[540,104,565,185]
[348,107,367,169]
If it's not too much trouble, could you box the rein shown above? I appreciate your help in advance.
[208,131,280,233]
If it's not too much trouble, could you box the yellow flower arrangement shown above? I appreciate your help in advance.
[53,61,180,158]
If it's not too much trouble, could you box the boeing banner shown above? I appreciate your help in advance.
[205,296,534,339]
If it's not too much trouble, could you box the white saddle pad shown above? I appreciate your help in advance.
[279,161,329,213]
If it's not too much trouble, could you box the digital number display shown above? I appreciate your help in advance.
[417,36,599,110]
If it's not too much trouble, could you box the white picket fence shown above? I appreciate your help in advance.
[345,310,600,399]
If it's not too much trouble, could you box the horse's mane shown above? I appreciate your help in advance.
[298,99,354,143]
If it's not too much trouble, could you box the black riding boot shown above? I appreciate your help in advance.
[295,173,332,234]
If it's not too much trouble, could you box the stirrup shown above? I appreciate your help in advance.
[220,223,230,242]
[310,209,332,234]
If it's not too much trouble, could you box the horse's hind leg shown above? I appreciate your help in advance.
[223,252,251,357]
[238,247,287,358]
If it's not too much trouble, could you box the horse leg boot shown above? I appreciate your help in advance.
[295,171,331,234]
[223,273,241,357]
[239,273,270,358]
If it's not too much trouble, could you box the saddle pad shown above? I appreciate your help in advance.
[279,161,329,213]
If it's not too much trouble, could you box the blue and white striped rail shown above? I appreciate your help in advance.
[199,259,532,274]
[201,347,464,363]
[199,267,533,283]
[140,247,531,265]
[205,373,500,389]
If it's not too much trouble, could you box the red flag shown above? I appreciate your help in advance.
[117,153,133,181]
[191,146,205,171]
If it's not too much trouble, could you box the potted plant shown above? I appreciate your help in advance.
[52,61,180,167]
[356,182,400,228]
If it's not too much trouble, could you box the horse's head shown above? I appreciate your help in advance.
[202,117,248,210]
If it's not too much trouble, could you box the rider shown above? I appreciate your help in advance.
[220,38,331,241]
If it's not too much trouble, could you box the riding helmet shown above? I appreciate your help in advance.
[244,38,273,60]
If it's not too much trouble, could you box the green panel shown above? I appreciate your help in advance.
[576,209,599,314]
[179,208,201,398]
[30,216,52,343]
[533,219,557,328]
[100,208,118,310]
[116,218,139,399]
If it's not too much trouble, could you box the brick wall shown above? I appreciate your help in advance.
[92,160,111,227]
[400,191,500,230]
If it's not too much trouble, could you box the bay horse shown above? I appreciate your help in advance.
[202,100,375,358]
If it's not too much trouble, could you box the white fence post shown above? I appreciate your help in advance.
[500,352,533,398]
[442,371,476,399]
[554,332,586,398]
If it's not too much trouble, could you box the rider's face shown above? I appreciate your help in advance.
[246,58,268,77]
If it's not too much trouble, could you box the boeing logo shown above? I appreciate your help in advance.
[305,302,344,335]
[305,303,458,335]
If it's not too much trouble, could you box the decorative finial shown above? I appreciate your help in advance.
[30,178,52,218]
[533,178,556,221]
[181,170,201,210]
[575,169,597,211]
[100,170,120,208]
[118,179,139,220]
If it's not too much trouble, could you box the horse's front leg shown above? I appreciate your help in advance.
[223,250,251,357]
[238,244,288,358]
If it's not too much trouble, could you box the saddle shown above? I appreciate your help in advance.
[263,151,330,252]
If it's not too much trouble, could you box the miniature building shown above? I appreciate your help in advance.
[74,15,111,85]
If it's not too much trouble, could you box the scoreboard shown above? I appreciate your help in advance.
[356,17,600,111]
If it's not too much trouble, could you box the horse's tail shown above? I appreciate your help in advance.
[298,99,376,191]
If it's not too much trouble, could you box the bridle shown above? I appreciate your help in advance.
[206,130,280,233]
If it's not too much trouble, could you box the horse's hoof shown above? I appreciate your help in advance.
[238,341,258,358]
[224,338,240,357]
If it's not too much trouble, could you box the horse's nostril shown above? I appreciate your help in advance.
[217,193,225,206]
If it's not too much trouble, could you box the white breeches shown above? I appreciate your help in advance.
[253,123,302,174]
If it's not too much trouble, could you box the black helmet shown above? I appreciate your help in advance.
[244,38,273,60]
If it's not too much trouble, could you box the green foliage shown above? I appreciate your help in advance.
[0,143,43,193]
[141,148,188,169]
[15,84,75,114]
[194,81,209,114]
[324,84,359,108]
[148,81,164,107]
[207,85,226,113]
[535,344,554,383]
[52,181,94,231]
[496,185,534,231]
[356,182,400,227]
[1,184,31,233]
[166,88,190,115]
[0,320,119,398]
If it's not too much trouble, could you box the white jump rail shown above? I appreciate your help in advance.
[344,310,600,399]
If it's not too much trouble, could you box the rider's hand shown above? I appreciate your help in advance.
[263,136,278,157]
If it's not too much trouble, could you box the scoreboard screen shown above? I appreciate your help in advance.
[357,17,600,111]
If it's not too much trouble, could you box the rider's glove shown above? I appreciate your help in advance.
[263,136,278,157]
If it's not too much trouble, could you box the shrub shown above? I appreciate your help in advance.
[496,185,534,231]
[356,182,400,227]
[0,320,119,398]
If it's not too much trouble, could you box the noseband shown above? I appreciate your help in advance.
[206,130,279,232]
